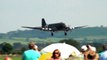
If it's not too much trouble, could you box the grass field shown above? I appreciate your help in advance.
[0,37,64,44]
[0,55,22,60]
[0,36,107,45]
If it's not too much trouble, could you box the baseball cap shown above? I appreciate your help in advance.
[81,45,88,51]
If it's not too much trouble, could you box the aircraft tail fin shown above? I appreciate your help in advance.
[42,18,46,27]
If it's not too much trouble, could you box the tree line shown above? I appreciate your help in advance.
[0,27,107,38]
[0,39,104,55]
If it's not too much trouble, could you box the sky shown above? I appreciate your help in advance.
[0,0,107,33]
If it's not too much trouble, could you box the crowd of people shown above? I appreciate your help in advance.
[67,44,107,60]
[21,41,107,60]
[4,42,107,60]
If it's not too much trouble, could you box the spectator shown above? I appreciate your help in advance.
[22,42,41,60]
[87,46,99,60]
[81,45,99,60]
[4,55,12,60]
[81,45,89,60]
[100,44,107,60]
[48,49,62,60]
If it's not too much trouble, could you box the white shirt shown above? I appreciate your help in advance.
[100,50,107,60]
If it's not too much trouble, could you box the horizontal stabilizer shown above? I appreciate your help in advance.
[22,26,42,30]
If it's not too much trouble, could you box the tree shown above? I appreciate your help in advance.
[1,42,13,54]
[0,33,6,39]
[59,39,80,49]
[21,47,27,53]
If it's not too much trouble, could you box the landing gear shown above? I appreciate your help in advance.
[64,32,67,36]
[51,32,54,36]
[50,31,67,36]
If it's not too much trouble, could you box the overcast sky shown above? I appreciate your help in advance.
[0,0,107,33]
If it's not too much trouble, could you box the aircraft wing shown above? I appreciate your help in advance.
[22,26,42,30]
[71,25,88,30]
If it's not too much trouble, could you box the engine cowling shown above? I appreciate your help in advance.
[42,28,52,31]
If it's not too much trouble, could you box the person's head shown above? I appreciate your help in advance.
[81,45,88,53]
[52,49,61,59]
[87,51,96,59]
[28,41,35,49]
[103,44,107,51]
[87,46,97,59]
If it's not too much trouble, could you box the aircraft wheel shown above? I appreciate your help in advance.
[64,32,67,36]
[51,32,54,36]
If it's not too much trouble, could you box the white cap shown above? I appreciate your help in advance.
[90,46,96,52]
[81,45,88,51]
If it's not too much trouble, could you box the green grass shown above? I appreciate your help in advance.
[0,36,107,45]
[12,56,22,60]
[0,37,63,44]
[0,55,22,60]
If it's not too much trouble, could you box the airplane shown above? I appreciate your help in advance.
[22,18,87,36]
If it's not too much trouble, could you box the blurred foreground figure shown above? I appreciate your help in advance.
[81,45,99,60]
[67,51,84,60]
[100,44,107,60]
[4,55,12,60]
[87,46,99,60]
[22,42,41,60]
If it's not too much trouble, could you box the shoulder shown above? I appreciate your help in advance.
[24,50,32,53]
[103,51,107,54]
[94,53,99,59]
[100,51,107,56]
[23,49,39,55]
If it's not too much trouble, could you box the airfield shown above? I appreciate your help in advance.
[0,36,107,44]
[0,36,107,60]
[0,27,107,60]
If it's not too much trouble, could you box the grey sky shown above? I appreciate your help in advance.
[0,0,107,33]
